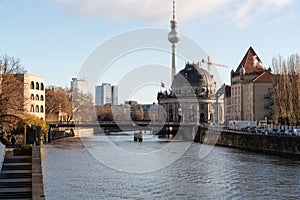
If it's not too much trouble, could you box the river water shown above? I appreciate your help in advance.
[41,133,300,199]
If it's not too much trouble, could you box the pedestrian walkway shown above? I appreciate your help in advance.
[0,149,32,199]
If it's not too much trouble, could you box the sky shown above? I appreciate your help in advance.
[0,0,299,104]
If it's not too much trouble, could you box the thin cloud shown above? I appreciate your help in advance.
[229,0,294,27]
[54,0,295,27]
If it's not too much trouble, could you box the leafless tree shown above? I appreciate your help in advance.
[272,54,300,125]
[69,88,95,122]
[0,55,27,115]
[131,105,144,121]
[45,87,72,122]
[96,104,113,121]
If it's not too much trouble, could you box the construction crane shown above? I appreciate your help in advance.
[201,56,230,74]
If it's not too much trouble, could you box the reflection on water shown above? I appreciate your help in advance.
[42,134,300,200]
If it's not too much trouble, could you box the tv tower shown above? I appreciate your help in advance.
[168,0,181,82]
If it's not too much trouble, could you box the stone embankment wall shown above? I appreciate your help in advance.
[195,127,300,158]
[32,146,45,199]
[0,143,5,171]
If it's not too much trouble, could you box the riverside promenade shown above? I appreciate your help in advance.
[0,143,45,199]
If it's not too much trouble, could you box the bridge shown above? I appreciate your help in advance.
[48,121,205,140]
[49,121,182,133]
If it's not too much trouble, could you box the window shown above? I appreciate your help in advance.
[200,104,204,110]
[36,82,39,90]
[40,95,44,101]
[40,106,44,113]
[30,105,34,112]
[41,83,44,90]
[35,105,39,113]
[36,94,39,101]
[30,81,34,89]
[31,94,34,100]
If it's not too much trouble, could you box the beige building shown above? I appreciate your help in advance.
[226,47,273,122]
[15,74,46,120]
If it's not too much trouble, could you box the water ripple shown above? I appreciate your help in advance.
[42,136,300,199]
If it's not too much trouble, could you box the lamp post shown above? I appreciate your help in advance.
[24,125,27,146]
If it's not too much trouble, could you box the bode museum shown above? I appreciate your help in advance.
[157,62,219,124]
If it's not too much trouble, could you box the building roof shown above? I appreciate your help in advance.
[172,63,215,87]
[235,47,265,74]
[252,71,273,83]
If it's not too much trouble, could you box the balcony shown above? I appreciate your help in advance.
[264,93,272,99]
[264,102,273,109]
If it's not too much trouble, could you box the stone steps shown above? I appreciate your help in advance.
[0,191,32,199]
[2,163,32,170]
[0,149,32,199]
[4,157,32,163]
[0,179,32,188]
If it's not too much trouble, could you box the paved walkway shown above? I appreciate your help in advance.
[0,149,32,199]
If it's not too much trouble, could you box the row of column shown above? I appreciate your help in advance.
[161,103,211,123]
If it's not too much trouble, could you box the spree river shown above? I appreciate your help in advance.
[41,133,300,199]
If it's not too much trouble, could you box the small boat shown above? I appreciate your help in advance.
[134,130,143,142]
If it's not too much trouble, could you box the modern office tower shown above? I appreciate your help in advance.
[70,77,89,93]
[95,83,118,106]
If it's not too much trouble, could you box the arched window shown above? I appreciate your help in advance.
[30,81,34,89]
[40,95,44,101]
[36,94,39,101]
[35,105,39,113]
[41,83,44,90]
[30,105,34,112]
[31,94,35,100]
[36,82,39,90]
[40,106,44,113]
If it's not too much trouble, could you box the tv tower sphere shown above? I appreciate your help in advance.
[168,27,181,44]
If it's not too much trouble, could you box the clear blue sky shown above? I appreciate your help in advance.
[0,0,299,103]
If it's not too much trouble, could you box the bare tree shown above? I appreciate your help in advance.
[96,104,113,121]
[69,88,95,122]
[131,105,144,121]
[0,55,27,115]
[0,55,26,74]
[272,54,300,125]
[45,87,72,122]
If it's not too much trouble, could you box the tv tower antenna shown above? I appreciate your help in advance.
[168,0,181,82]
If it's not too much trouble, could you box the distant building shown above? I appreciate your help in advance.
[124,100,138,107]
[95,83,118,105]
[226,47,273,122]
[142,103,159,121]
[111,85,118,105]
[224,85,232,124]
[14,74,46,120]
[213,84,225,124]
[70,77,89,93]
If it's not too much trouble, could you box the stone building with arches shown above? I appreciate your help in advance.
[15,74,45,120]
[157,62,218,124]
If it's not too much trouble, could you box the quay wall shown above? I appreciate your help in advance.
[32,146,45,199]
[0,143,5,172]
[195,127,300,159]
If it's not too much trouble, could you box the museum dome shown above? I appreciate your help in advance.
[172,62,216,97]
